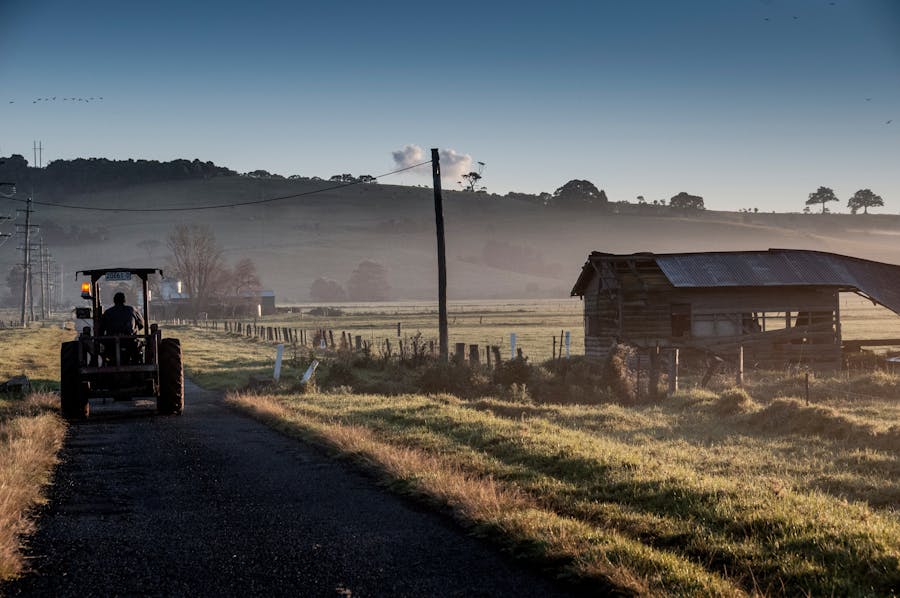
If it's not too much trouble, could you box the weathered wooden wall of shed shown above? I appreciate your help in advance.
[581,260,842,368]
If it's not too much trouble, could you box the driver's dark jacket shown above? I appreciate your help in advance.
[100,304,144,336]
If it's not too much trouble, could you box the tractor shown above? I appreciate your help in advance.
[60,267,184,419]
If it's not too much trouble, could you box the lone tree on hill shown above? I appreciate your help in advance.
[459,171,483,192]
[806,186,838,213]
[669,192,705,210]
[552,179,607,207]
[847,189,884,214]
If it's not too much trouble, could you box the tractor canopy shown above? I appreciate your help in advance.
[76,267,164,282]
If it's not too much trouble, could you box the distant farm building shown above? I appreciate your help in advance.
[259,290,276,315]
[155,279,275,318]
[571,249,900,370]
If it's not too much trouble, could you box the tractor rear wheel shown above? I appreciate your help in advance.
[158,338,184,415]
[60,341,89,419]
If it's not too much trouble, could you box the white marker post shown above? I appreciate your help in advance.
[273,344,284,381]
[565,331,571,358]
[301,360,319,384]
[510,333,517,359]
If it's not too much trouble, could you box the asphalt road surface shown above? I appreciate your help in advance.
[4,381,591,597]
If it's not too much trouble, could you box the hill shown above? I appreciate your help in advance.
[2,174,900,304]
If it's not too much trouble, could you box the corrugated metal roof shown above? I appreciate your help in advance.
[654,251,858,287]
[572,249,900,316]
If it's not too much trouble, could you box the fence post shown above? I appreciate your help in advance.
[737,345,744,387]
[469,344,480,364]
[668,348,679,395]
[558,329,564,362]
[454,343,466,364]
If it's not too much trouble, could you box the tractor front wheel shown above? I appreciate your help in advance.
[157,338,184,415]
[60,341,89,419]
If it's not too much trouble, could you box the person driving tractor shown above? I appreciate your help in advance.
[101,291,145,336]
[100,292,145,364]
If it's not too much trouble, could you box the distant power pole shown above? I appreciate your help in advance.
[19,197,34,326]
[33,140,43,168]
[431,148,448,362]
[39,237,46,319]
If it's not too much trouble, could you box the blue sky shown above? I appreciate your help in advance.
[1,0,898,211]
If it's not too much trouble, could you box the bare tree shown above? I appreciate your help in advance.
[166,224,226,315]
[225,257,262,315]
[231,258,261,297]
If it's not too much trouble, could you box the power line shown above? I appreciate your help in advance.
[0,161,432,213]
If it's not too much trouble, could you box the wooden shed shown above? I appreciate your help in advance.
[571,249,900,370]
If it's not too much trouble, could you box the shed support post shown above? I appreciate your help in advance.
[649,344,660,398]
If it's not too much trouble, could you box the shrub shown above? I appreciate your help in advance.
[493,357,534,387]
[714,387,757,415]
[419,362,477,396]
[318,361,355,388]
[601,345,636,403]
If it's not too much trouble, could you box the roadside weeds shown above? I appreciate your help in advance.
[0,392,66,580]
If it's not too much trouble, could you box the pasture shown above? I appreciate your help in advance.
[172,298,900,596]
[0,298,898,592]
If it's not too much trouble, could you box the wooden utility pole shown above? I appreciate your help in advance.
[432,148,448,362]
[39,237,46,319]
[19,197,33,327]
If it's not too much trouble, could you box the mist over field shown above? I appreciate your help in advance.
[9,174,899,305]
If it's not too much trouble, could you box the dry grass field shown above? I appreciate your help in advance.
[0,326,69,580]
[173,299,900,596]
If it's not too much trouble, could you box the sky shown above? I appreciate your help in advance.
[0,0,898,212]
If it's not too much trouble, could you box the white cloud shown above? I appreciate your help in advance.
[437,148,473,179]
[391,144,474,181]
[391,144,426,170]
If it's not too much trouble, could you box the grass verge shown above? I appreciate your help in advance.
[0,326,70,580]
[0,392,66,580]
[227,389,900,596]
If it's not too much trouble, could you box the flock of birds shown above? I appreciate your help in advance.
[7,96,103,104]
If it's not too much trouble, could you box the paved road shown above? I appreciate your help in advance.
[4,382,591,597]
